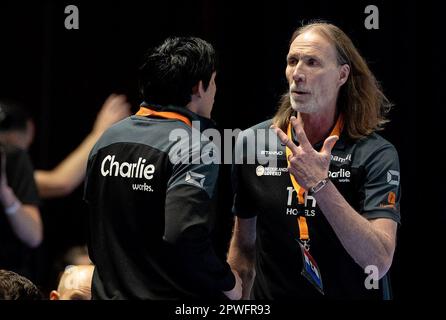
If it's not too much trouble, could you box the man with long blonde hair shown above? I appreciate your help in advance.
[228,22,400,299]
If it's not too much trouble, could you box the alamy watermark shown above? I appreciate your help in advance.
[65,5,79,30]
[167,121,280,166]
[364,265,379,289]
[364,5,379,30]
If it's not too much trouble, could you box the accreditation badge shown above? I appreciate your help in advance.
[298,242,324,295]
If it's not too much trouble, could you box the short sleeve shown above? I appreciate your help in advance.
[360,144,401,224]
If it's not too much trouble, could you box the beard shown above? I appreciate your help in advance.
[289,83,317,114]
[290,94,316,113]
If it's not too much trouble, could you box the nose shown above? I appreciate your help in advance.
[292,62,305,82]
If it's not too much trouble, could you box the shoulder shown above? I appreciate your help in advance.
[354,132,398,154]
[2,144,32,168]
[235,119,273,143]
[350,132,399,166]
[2,143,27,157]
[90,116,193,158]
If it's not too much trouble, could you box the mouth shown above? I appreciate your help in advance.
[291,90,310,96]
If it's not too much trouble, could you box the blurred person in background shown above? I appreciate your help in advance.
[50,264,94,300]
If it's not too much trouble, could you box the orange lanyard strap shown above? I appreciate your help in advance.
[136,106,192,127]
[286,114,344,242]
[285,122,307,240]
[297,216,309,241]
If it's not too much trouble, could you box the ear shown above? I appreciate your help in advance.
[338,64,350,86]
[191,83,200,96]
[197,80,205,97]
[191,80,205,97]
[50,290,60,300]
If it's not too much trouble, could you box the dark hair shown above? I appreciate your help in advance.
[0,100,31,132]
[139,36,216,107]
[0,269,44,300]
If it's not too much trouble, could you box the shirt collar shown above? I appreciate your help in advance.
[138,102,216,132]
[291,114,346,151]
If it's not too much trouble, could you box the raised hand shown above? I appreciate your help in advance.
[92,94,131,135]
[271,115,338,190]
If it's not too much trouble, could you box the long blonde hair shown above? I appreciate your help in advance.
[273,22,392,140]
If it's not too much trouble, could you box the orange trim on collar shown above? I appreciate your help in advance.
[330,114,344,138]
[136,106,192,127]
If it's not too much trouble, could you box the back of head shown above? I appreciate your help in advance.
[0,100,30,133]
[139,36,216,107]
[51,265,94,300]
[0,269,43,300]
[0,100,34,150]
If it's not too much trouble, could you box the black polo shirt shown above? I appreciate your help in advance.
[232,119,401,299]
[84,105,235,300]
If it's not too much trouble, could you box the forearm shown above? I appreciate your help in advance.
[227,243,255,299]
[227,219,256,299]
[314,181,395,278]
[3,192,43,248]
[35,131,101,198]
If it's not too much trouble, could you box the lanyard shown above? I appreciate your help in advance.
[136,106,192,127]
[285,115,344,247]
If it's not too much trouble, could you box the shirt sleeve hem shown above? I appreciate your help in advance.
[362,208,401,224]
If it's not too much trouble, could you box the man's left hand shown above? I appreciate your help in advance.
[271,115,338,190]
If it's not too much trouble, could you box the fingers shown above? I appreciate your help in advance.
[321,135,339,155]
[103,94,131,116]
[270,125,299,155]
[93,94,131,133]
[103,94,125,109]
[288,165,299,180]
[101,94,118,109]
[108,94,126,109]
[290,116,312,150]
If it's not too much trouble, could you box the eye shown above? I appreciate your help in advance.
[307,58,317,66]
[288,57,297,66]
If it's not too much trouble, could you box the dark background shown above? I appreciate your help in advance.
[0,0,428,300]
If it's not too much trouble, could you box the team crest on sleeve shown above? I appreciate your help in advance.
[185,171,206,188]
[387,170,400,186]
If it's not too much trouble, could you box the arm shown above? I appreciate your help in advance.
[164,137,241,299]
[227,216,256,299]
[222,269,243,300]
[1,150,42,248]
[35,94,131,198]
[313,182,396,278]
[272,116,397,279]
[164,179,242,299]
[2,199,42,248]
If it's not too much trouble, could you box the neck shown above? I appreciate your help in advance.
[298,108,338,145]
[186,102,211,119]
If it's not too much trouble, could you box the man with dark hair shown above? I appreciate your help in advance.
[84,36,242,299]
[0,269,43,300]
[228,22,400,299]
